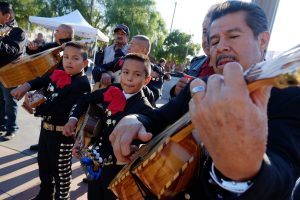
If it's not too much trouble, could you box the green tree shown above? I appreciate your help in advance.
[7,0,45,29]
[161,29,200,64]
[99,0,167,56]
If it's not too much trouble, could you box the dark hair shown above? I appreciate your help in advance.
[159,58,166,63]
[64,42,88,60]
[210,1,268,38]
[123,53,151,77]
[0,2,14,19]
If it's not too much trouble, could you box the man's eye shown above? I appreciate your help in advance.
[230,35,239,39]
[210,39,219,46]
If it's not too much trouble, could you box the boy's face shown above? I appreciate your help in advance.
[120,59,151,94]
[0,11,10,25]
[62,46,87,75]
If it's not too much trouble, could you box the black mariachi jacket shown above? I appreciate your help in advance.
[136,83,300,200]
[0,19,26,67]
[28,71,91,125]
[70,83,153,164]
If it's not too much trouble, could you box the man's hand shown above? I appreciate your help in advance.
[174,77,190,96]
[100,73,113,86]
[189,62,271,181]
[109,115,153,163]
[63,118,77,137]
[27,41,39,50]
[10,83,31,100]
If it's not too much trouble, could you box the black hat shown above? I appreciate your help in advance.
[114,24,130,36]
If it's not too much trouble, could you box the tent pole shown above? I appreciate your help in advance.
[93,37,97,68]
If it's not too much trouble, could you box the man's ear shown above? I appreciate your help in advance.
[144,76,152,85]
[259,31,270,58]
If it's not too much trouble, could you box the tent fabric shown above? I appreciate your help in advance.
[29,10,109,42]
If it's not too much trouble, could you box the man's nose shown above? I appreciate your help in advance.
[217,38,230,52]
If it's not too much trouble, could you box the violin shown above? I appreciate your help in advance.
[109,44,300,200]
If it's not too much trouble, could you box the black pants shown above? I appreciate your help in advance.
[88,165,123,200]
[36,125,74,200]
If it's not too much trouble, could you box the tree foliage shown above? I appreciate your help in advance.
[161,30,200,64]
[99,0,167,59]
[7,0,199,64]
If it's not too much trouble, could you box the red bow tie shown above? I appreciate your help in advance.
[103,86,126,115]
[50,70,71,89]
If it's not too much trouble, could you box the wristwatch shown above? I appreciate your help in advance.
[209,163,253,194]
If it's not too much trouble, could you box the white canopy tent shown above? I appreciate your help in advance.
[28,10,109,42]
[28,10,109,68]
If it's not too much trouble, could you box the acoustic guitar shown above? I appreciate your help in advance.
[108,44,300,200]
[0,46,62,88]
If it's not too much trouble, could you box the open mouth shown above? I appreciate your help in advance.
[216,55,236,69]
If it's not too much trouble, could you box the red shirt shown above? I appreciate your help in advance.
[198,58,215,78]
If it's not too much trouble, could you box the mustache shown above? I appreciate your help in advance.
[216,54,237,66]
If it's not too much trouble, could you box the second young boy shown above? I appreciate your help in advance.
[63,53,154,200]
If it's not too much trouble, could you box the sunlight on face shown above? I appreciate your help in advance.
[62,46,86,76]
[209,11,268,74]
[120,59,149,94]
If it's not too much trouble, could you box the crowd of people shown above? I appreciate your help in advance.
[0,1,299,200]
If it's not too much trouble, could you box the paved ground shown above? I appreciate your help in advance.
[0,75,179,200]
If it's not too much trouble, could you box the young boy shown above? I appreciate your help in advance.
[63,53,153,200]
[11,42,91,200]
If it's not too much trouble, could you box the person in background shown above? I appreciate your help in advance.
[11,42,91,200]
[94,24,130,84]
[26,24,73,55]
[0,2,26,141]
[26,24,74,151]
[148,58,171,101]
[33,32,46,46]
[63,53,153,200]
[170,5,216,97]
[109,1,300,199]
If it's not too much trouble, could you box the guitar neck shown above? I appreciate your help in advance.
[244,45,300,92]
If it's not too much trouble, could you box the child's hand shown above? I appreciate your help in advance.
[72,138,82,159]
[10,83,31,100]
[63,118,77,137]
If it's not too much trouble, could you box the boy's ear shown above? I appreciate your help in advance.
[82,59,89,68]
[144,76,152,85]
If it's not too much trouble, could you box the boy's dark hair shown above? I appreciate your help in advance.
[159,58,166,64]
[123,53,151,77]
[209,1,268,38]
[64,42,88,61]
[0,2,14,19]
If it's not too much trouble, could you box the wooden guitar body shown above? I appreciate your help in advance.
[0,46,62,88]
[109,114,202,199]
